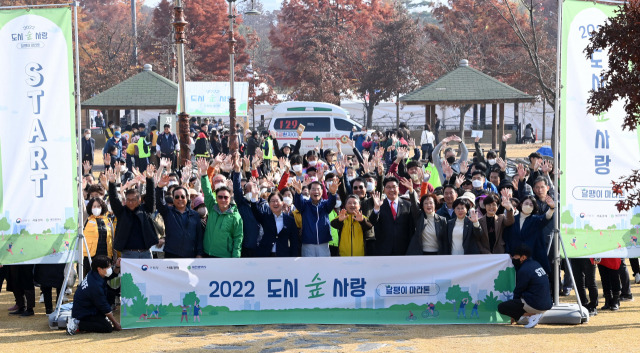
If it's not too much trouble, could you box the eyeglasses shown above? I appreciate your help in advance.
[217,195,230,200]
[353,186,365,190]
[173,195,187,200]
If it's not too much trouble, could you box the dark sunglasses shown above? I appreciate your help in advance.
[217,195,230,200]
[173,195,187,199]
[353,186,365,190]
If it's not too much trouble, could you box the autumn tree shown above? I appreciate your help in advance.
[588,1,640,211]
[147,0,250,82]
[342,3,426,127]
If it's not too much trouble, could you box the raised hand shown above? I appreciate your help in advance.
[362,150,370,161]
[502,133,512,142]
[214,153,226,166]
[399,177,413,194]
[334,160,345,177]
[354,210,364,222]
[132,167,141,177]
[532,159,541,172]
[103,153,111,167]
[106,168,116,183]
[291,178,303,194]
[348,138,356,149]
[338,208,348,221]
[469,208,478,223]
[460,160,469,174]
[145,164,156,179]
[159,157,171,169]
[328,180,341,195]
[454,174,465,188]
[196,157,209,177]
[99,173,108,189]
[451,135,462,143]
[372,191,383,211]
[501,195,512,210]
[541,160,553,175]
[242,156,251,172]
[408,138,416,148]
[474,136,480,143]
[83,160,92,174]
[232,152,241,172]
[496,157,507,171]
[517,163,526,181]
[157,174,170,188]
[545,195,556,209]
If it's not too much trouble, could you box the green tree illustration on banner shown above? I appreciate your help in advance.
[494,267,516,300]
[445,285,471,312]
[183,291,200,307]
[481,292,501,323]
[121,273,143,317]
[0,217,9,240]
[561,210,574,232]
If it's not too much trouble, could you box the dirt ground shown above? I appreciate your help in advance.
[1,267,639,353]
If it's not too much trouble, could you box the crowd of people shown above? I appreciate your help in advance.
[1,118,637,332]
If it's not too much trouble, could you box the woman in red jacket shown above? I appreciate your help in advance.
[594,257,621,311]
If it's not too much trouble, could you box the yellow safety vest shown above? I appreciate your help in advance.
[263,138,274,160]
[137,136,151,158]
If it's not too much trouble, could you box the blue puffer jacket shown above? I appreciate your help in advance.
[294,192,336,244]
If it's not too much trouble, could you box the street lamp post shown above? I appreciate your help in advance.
[252,71,259,131]
[173,0,190,166]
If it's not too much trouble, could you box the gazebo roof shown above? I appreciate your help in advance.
[400,60,536,105]
[82,64,178,110]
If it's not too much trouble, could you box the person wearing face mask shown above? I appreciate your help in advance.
[67,255,122,335]
[475,193,514,254]
[289,155,305,182]
[103,130,122,169]
[431,134,468,181]
[497,245,552,329]
[503,195,556,278]
[104,120,115,142]
[81,129,95,171]
[470,170,497,196]
[155,177,204,258]
[273,128,302,160]
[406,194,448,255]
[230,152,261,257]
[250,193,300,257]
[82,197,115,278]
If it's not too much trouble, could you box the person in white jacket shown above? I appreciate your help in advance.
[420,124,436,162]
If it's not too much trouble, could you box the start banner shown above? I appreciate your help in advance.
[560,0,640,258]
[120,255,515,328]
[0,7,78,265]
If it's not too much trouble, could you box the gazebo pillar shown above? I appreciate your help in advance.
[491,104,498,150]
[514,103,520,143]
[499,103,505,143]
[425,105,431,129]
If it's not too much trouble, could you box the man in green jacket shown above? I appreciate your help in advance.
[197,157,243,258]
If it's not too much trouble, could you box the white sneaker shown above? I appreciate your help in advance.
[66,317,79,336]
[524,313,543,328]
[635,273,640,284]
[516,316,529,325]
[39,294,44,303]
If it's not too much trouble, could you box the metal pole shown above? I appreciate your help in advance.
[227,0,238,153]
[73,1,85,280]
[552,0,563,306]
[173,0,190,166]
[0,3,74,9]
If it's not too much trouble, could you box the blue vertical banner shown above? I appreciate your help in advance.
[0,7,78,265]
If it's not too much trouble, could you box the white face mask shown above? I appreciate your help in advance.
[366,182,375,192]
[292,164,302,172]
[410,173,420,182]
[85,134,91,139]
[105,267,113,277]
[197,207,208,217]
[347,175,355,182]
[168,181,178,187]
[309,176,318,182]
[302,195,310,201]
[522,204,534,215]
[487,159,496,166]
[244,192,253,201]
[84,200,90,206]
[92,208,102,217]
[283,196,293,206]
[308,160,317,167]
[260,188,268,195]
[274,173,281,181]
[335,200,342,208]
[120,166,127,173]
[326,181,333,187]
[215,183,225,190]
[472,180,484,188]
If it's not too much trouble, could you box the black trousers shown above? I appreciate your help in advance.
[41,286,61,311]
[570,258,598,310]
[11,265,35,310]
[78,314,114,333]
[598,265,621,296]
[619,260,631,296]
[630,258,639,276]
[498,299,525,321]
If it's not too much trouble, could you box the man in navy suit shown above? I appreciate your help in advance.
[369,177,418,255]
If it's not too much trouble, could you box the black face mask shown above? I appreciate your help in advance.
[512,258,523,269]
[446,156,456,164]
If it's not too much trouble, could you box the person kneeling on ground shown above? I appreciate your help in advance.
[498,244,552,329]
[67,255,122,335]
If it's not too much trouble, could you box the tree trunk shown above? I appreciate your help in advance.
[459,104,471,137]
[366,103,375,129]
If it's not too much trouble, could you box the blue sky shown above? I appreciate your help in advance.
[144,0,283,12]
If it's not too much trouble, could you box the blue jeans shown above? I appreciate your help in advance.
[301,243,330,257]
[121,249,152,259]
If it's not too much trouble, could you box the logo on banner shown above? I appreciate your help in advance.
[376,283,440,297]
[187,265,207,270]
[10,25,48,49]
[141,264,148,271]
